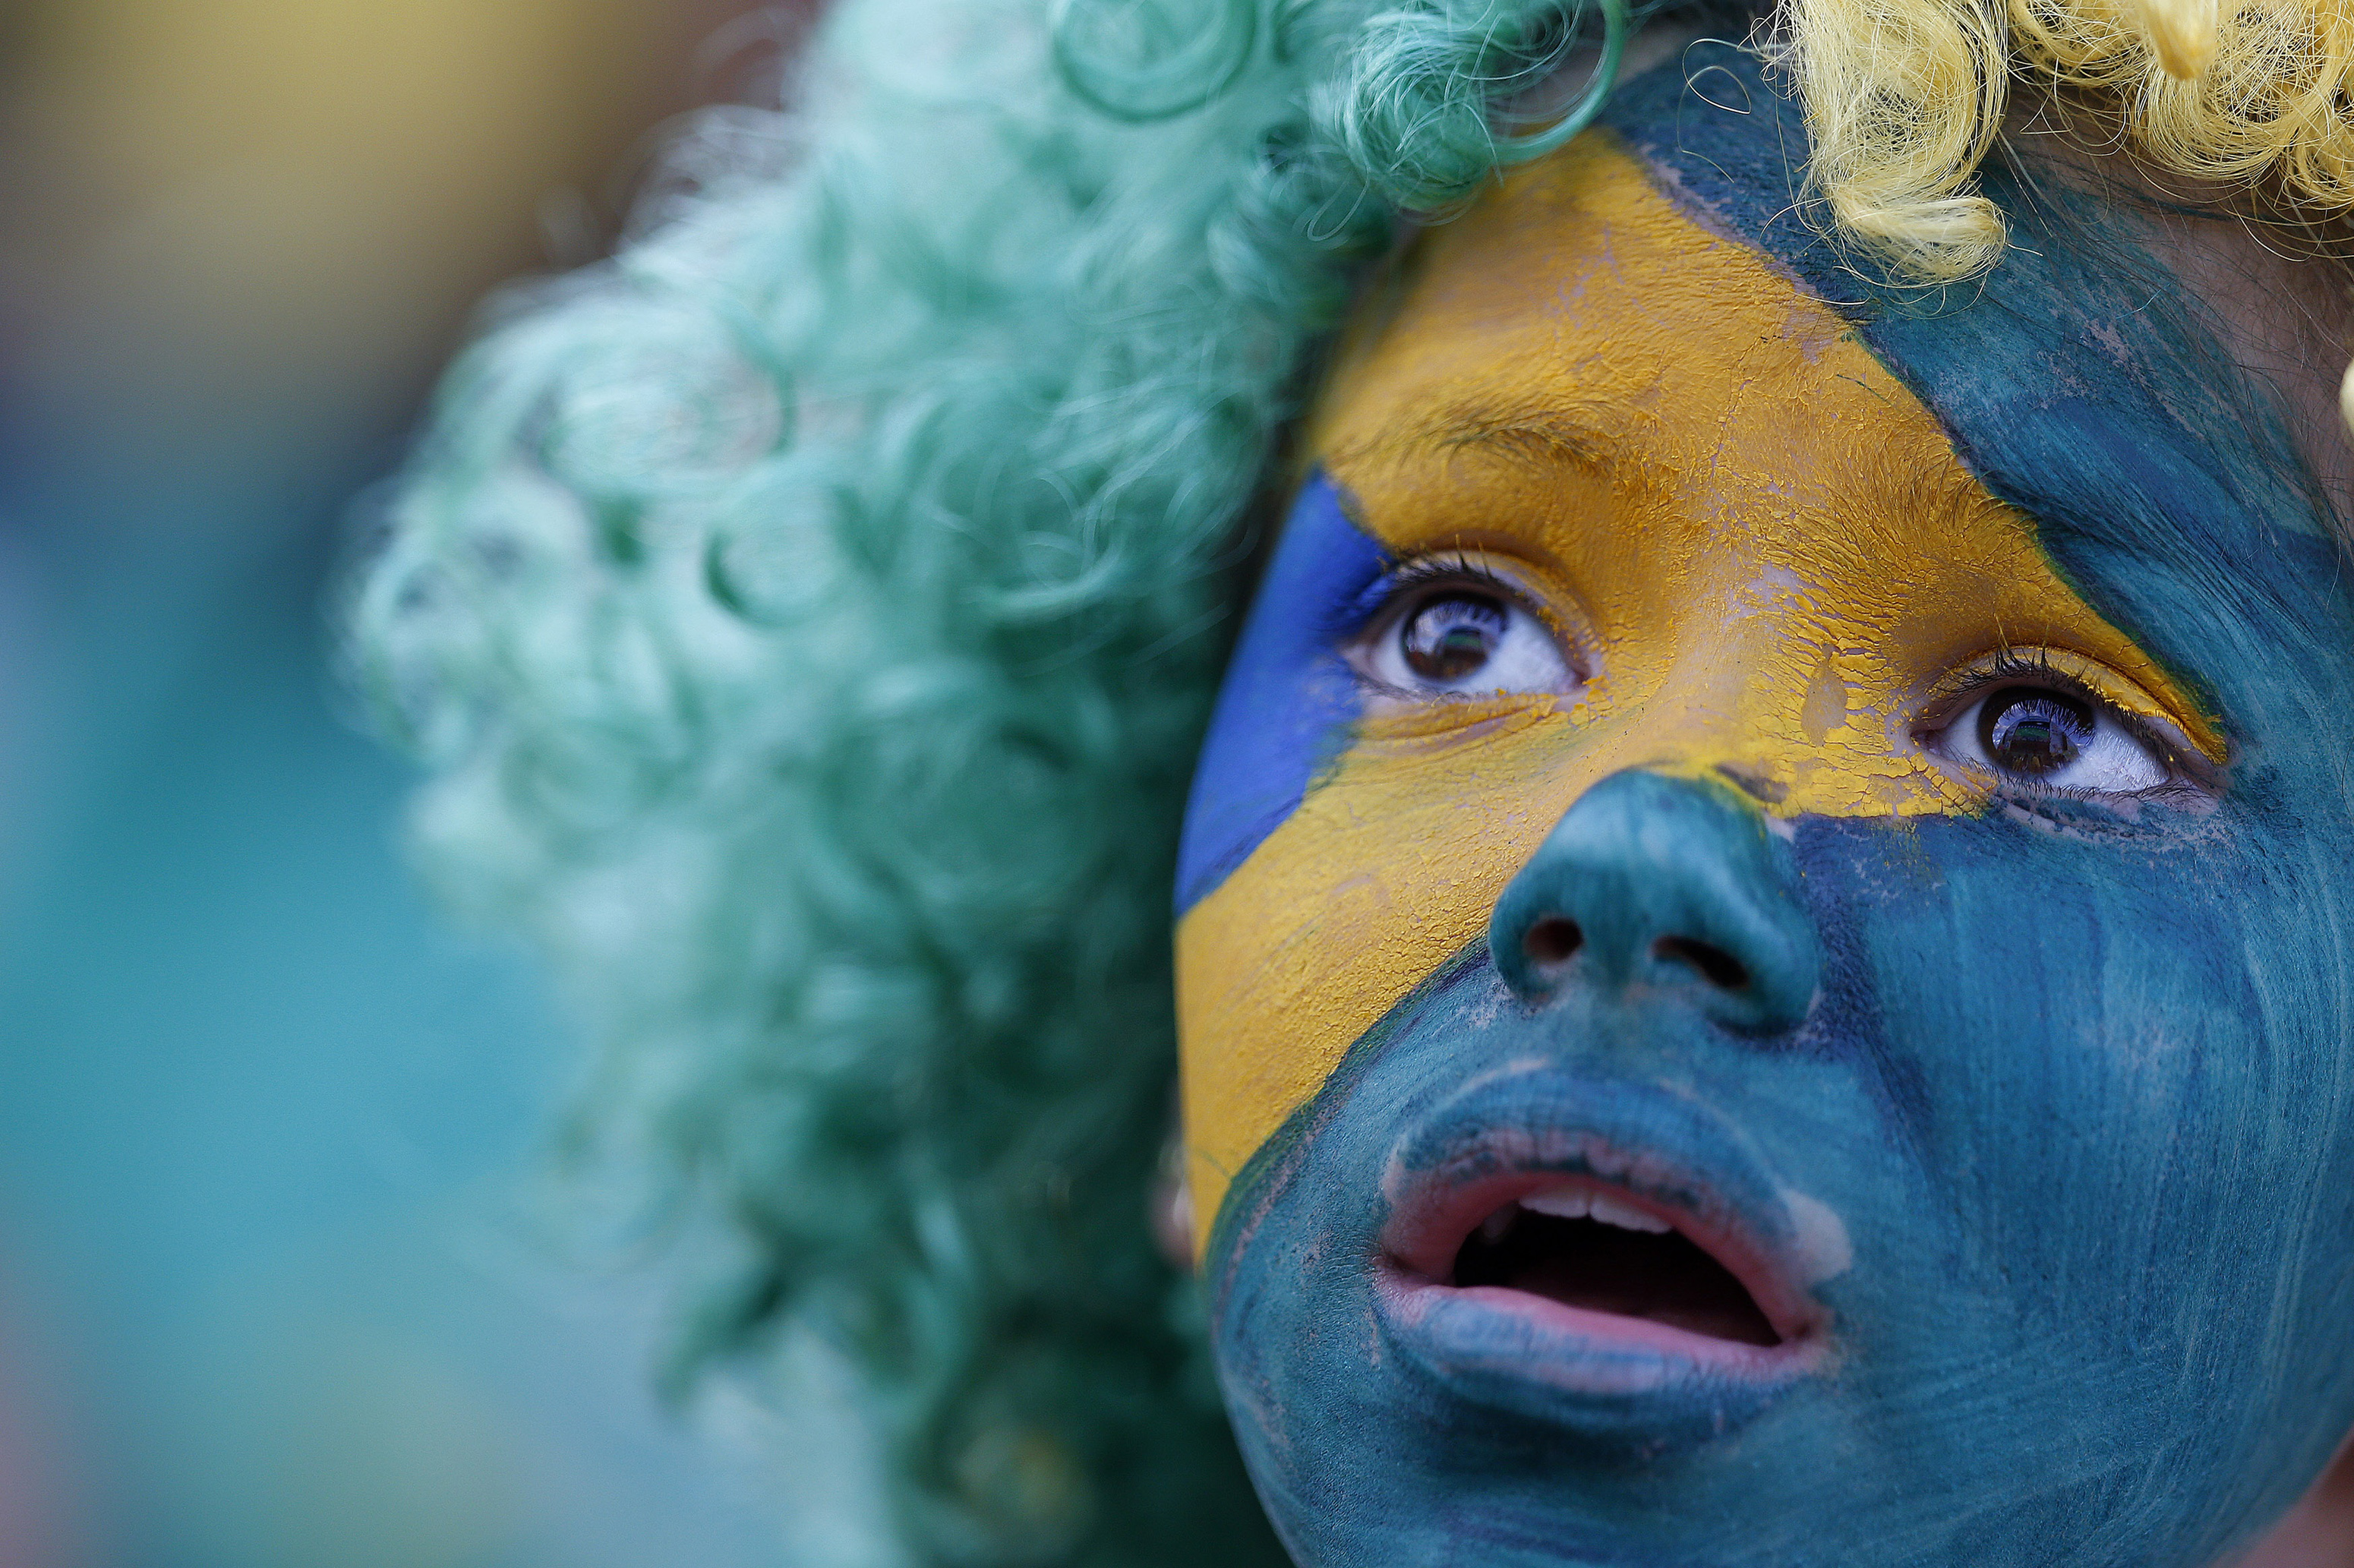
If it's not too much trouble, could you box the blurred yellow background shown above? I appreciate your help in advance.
[2,0,768,487]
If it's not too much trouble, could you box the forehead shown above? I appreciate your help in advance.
[1583,41,2336,612]
[1307,132,2209,759]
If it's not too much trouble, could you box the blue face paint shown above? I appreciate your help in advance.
[1190,43,2354,1568]
[1175,474,1387,914]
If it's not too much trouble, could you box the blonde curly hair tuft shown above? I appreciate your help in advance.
[1784,0,2354,281]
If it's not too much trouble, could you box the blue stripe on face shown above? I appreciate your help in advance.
[1175,472,1390,914]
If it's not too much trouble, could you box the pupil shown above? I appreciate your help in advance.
[1980,689,2094,775]
[1402,595,1505,683]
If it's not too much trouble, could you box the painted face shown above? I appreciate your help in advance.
[1175,43,2354,1568]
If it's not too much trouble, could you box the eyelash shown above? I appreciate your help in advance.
[1370,555,1516,613]
[1927,651,2188,799]
[1351,557,1585,691]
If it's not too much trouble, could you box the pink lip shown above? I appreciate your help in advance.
[1376,1133,1829,1393]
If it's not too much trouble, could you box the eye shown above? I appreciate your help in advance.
[1935,683,2169,793]
[1362,584,1578,696]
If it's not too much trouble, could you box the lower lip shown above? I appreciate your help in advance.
[1378,1264,1817,1391]
[1373,1268,1821,1445]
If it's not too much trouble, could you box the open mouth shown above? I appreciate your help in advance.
[1372,1124,1831,1424]
[1451,1182,1781,1348]
[1361,1090,1834,1438]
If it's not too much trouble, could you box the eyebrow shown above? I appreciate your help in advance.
[1338,396,1666,489]
[1340,386,2022,536]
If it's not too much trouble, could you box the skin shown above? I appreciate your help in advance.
[2012,119,2354,1563]
[2001,97,2354,534]
[1174,43,2354,1568]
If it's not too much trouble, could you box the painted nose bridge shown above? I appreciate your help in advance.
[1488,769,1822,1034]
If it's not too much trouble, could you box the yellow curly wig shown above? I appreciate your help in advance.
[1787,0,2354,278]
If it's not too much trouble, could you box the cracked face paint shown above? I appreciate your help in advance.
[1175,43,2354,1568]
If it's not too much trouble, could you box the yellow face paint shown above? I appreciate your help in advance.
[1174,132,2223,1254]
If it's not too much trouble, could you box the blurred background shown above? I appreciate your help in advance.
[0,3,879,1563]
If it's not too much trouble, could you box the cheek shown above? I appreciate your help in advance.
[1177,707,1574,1247]
[1817,808,2354,1400]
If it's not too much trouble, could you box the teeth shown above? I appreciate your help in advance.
[1587,1191,1674,1232]
[1520,1185,1673,1234]
[1479,1207,1514,1242]
[1519,1187,1589,1221]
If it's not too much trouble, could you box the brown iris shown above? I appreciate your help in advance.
[1979,689,2094,776]
[1400,593,1509,683]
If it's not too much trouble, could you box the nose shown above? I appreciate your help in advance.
[1488,769,1821,1034]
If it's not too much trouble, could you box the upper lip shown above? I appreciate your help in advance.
[1375,1071,1835,1365]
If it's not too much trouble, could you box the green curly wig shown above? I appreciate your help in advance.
[343,0,1661,1562]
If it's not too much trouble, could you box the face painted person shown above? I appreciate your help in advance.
[349,0,2354,1562]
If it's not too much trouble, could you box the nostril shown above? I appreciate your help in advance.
[1522,917,1583,967]
[1653,935,1749,991]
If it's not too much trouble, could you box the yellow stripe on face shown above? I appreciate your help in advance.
[1175,133,2220,1254]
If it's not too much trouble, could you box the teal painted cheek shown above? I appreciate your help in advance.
[1194,47,2354,1568]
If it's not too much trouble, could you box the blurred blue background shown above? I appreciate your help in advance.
[0,5,876,1563]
